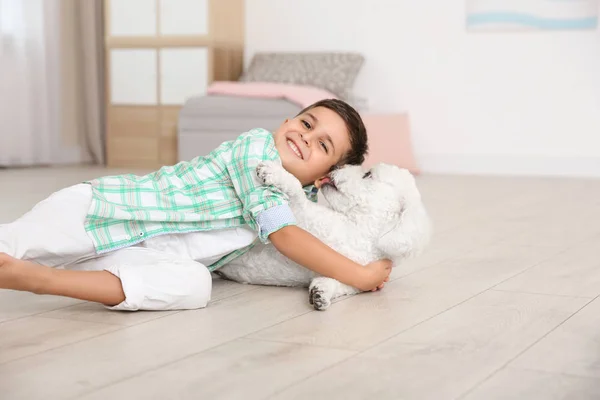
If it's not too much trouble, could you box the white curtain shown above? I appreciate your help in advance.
[0,0,104,167]
[0,0,55,166]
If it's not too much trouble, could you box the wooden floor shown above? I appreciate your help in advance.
[1,166,599,400]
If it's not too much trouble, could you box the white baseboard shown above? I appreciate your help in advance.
[418,154,600,178]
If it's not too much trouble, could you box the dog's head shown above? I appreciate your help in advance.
[320,163,431,259]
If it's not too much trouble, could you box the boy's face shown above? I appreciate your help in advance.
[273,106,352,186]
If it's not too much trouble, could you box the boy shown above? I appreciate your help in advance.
[0,99,391,311]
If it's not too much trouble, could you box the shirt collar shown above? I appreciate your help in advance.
[303,184,319,203]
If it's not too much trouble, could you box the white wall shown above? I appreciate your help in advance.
[245,0,600,177]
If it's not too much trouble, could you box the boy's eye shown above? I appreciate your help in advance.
[302,120,311,129]
[320,141,328,153]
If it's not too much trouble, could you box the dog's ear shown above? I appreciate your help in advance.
[377,200,432,260]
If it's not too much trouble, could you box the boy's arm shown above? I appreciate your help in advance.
[269,225,391,291]
[226,129,296,242]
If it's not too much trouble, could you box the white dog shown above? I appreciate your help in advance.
[216,161,431,310]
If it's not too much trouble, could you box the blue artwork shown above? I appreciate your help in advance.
[466,0,599,31]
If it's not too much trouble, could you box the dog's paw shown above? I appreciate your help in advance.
[309,286,331,311]
[256,161,280,186]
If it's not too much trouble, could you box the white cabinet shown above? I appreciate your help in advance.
[110,49,158,105]
[109,47,210,106]
[104,0,244,168]
[160,48,210,105]
[159,0,209,35]
[109,0,157,36]
[109,0,209,37]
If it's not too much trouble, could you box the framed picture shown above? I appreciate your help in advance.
[466,0,599,31]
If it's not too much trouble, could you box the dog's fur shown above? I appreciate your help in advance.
[216,161,431,310]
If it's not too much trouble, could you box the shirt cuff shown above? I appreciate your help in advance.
[255,204,297,243]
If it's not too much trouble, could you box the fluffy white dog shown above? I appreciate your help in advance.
[216,161,431,310]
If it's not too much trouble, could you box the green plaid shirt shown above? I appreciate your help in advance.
[84,128,318,270]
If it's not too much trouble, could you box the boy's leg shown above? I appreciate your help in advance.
[0,184,97,267]
[0,252,126,306]
[0,247,212,311]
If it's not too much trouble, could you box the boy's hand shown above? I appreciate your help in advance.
[372,276,390,292]
[360,259,393,292]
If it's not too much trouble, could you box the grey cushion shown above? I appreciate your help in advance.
[239,52,364,101]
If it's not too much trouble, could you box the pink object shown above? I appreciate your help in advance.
[362,113,420,175]
[207,81,339,109]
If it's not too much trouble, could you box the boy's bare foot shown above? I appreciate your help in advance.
[0,252,50,293]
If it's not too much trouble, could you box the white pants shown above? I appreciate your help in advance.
[0,184,257,311]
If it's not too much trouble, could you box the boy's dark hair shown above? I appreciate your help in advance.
[296,99,368,167]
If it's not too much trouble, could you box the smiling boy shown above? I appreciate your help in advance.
[0,99,392,311]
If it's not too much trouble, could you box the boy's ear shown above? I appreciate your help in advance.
[313,175,330,189]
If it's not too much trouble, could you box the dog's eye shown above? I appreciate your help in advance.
[363,171,372,179]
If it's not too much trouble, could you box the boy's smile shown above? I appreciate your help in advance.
[286,137,303,159]
[274,106,351,186]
